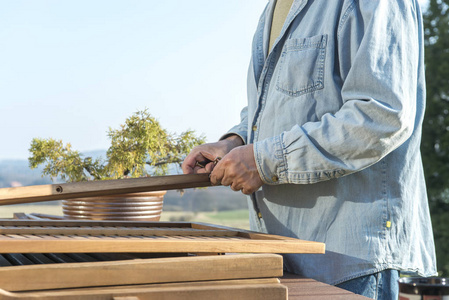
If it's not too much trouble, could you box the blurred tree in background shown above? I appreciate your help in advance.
[422,0,449,276]
[29,110,205,182]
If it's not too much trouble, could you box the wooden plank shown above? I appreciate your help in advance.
[0,227,236,238]
[27,278,281,293]
[0,281,287,300]
[0,254,283,291]
[0,219,193,228]
[280,274,371,300]
[0,220,326,254]
[0,220,316,243]
[0,236,324,254]
[0,174,211,205]
[192,222,303,240]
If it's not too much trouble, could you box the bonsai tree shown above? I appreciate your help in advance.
[29,109,205,182]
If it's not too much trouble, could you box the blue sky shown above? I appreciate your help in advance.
[0,0,429,160]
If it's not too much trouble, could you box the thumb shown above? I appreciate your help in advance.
[199,151,217,162]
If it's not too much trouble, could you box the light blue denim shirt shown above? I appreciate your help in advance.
[226,0,437,285]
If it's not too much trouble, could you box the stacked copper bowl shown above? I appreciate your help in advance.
[62,191,166,221]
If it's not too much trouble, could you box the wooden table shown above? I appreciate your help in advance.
[281,273,371,299]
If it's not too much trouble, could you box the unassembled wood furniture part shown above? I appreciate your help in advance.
[0,254,287,299]
[0,219,369,300]
[0,174,212,205]
[0,253,369,300]
[0,219,325,254]
[0,219,325,299]
[282,274,371,300]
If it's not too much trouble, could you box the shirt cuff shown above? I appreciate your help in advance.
[253,134,288,185]
[219,132,247,145]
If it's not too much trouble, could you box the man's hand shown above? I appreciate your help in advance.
[182,135,243,174]
[209,144,263,195]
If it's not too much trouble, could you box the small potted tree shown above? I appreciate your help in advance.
[29,109,205,221]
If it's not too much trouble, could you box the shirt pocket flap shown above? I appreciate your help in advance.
[276,34,328,97]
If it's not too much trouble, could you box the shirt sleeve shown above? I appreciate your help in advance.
[220,106,249,145]
[254,0,422,185]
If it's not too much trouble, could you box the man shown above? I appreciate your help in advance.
[182,0,437,298]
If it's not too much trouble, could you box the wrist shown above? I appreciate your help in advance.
[224,134,244,148]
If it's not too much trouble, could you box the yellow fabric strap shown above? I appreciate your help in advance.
[269,0,294,52]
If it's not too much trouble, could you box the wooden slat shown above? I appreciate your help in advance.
[0,219,193,228]
[0,220,326,254]
[0,227,236,238]
[0,277,372,300]
[0,220,312,241]
[0,280,287,300]
[56,278,281,293]
[0,237,323,254]
[192,222,302,241]
[0,174,211,205]
[0,254,283,291]
[281,274,371,300]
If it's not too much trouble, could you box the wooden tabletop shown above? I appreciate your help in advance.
[281,274,371,299]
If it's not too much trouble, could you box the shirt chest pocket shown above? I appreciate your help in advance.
[276,34,328,97]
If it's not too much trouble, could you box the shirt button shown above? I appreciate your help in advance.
[258,212,263,218]
[271,175,279,182]
[252,125,257,131]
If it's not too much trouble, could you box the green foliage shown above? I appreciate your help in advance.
[422,0,449,276]
[422,0,449,200]
[430,199,449,276]
[29,109,205,182]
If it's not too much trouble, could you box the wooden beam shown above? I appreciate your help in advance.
[0,174,211,206]
[0,237,325,254]
[0,220,326,254]
[0,254,283,291]
[0,281,287,300]
[0,219,193,228]
[0,227,237,238]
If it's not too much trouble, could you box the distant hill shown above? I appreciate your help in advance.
[0,159,53,188]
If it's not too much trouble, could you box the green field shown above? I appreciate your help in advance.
[0,205,250,230]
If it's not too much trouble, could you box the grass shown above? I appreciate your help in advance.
[0,204,250,230]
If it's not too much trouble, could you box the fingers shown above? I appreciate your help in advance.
[210,145,264,194]
[230,182,242,192]
[230,180,258,195]
[199,151,216,162]
[182,152,202,174]
[241,188,254,195]
[183,142,263,195]
[182,139,238,175]
[182,151,216,174]
[209,162,224,185]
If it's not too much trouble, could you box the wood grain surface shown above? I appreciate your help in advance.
[0,254,283,292]
[0,174,212,205]
[0,220,326,254]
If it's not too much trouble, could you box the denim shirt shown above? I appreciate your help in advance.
[226,0,437,285]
